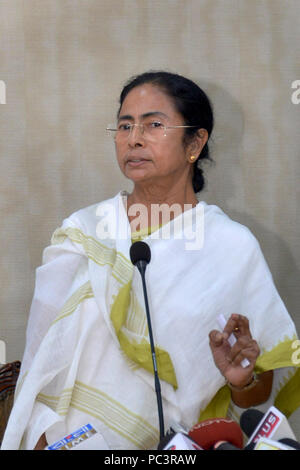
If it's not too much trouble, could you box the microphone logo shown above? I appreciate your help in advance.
[252,411,280,443]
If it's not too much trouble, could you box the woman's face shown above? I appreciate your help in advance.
[115,84,196,188]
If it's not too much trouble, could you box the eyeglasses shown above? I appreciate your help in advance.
[106,120,200,141]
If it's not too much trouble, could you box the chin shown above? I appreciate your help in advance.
[124,167,153,182]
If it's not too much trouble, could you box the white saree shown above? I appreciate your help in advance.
[2,191,300,450]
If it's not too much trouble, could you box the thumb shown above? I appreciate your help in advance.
[209,330,225,347]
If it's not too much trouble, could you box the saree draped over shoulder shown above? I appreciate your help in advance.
[2,192,299,449]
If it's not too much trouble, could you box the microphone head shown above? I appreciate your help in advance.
[130,241,151,266]
[240,408,264,438]
[188,418,244,450]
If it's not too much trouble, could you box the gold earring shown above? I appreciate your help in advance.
[189,155,196,162]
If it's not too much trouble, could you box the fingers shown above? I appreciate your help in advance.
[223,313,251,339]
[226,337,260,367]
[209,314,260,387]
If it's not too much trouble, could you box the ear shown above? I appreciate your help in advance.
[186,129,209,160]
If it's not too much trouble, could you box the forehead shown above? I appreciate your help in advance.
[119,84,180,120]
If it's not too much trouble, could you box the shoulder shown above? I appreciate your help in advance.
[47,193,123,259]
[201,201,261,255]
[60,192,122,234]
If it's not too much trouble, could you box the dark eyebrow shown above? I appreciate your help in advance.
[118,111,169,121]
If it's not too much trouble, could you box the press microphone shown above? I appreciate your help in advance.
[188,418,244,450]
[46,423,109,450]
[240,408,264,437]
[213,441,242,450]
[157,429,176,450]
[129,241,165,441]
[163,433,203,450]
[279,438,300,450]
[157,423,203,450]
[130,239,151,276]
[253,436,298,450]
[240,406,297,447]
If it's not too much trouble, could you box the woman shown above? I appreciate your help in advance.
[2,71,299,450]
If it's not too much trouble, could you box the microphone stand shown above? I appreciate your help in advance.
[136,260,165,441]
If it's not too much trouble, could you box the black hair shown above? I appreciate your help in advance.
[118,71,214,193]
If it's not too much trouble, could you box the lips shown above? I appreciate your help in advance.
[126,156,150,166]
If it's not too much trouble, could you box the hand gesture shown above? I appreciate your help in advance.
[209,314,260,389]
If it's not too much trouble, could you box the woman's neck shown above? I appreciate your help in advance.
[126,183,198,230]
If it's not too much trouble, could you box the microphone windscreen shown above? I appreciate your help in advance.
[130,241,151,265]
[188,418,244,450]
[240,409,264,437]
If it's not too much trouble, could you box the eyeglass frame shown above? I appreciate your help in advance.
[106,123,201,139]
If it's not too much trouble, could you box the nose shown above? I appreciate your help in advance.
[128,124,145,147]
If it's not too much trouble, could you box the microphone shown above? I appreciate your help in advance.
[253,436,298,450]
[240,406,297,447]
[157,429,176,450]
[157,424,203,450]
[130,240,151,276]
[129,241,165,441]
[188,418,244,450]
[46,423,109,450]
[213,441,242,450]
[240,408,264,438]
[279,438,300,450]
[162,433,203,450]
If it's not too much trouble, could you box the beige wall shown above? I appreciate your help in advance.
[0,0,299,433]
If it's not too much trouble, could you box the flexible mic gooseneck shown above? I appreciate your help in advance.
[129,241,165,441]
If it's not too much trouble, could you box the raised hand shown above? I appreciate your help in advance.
[209,313,260,389]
